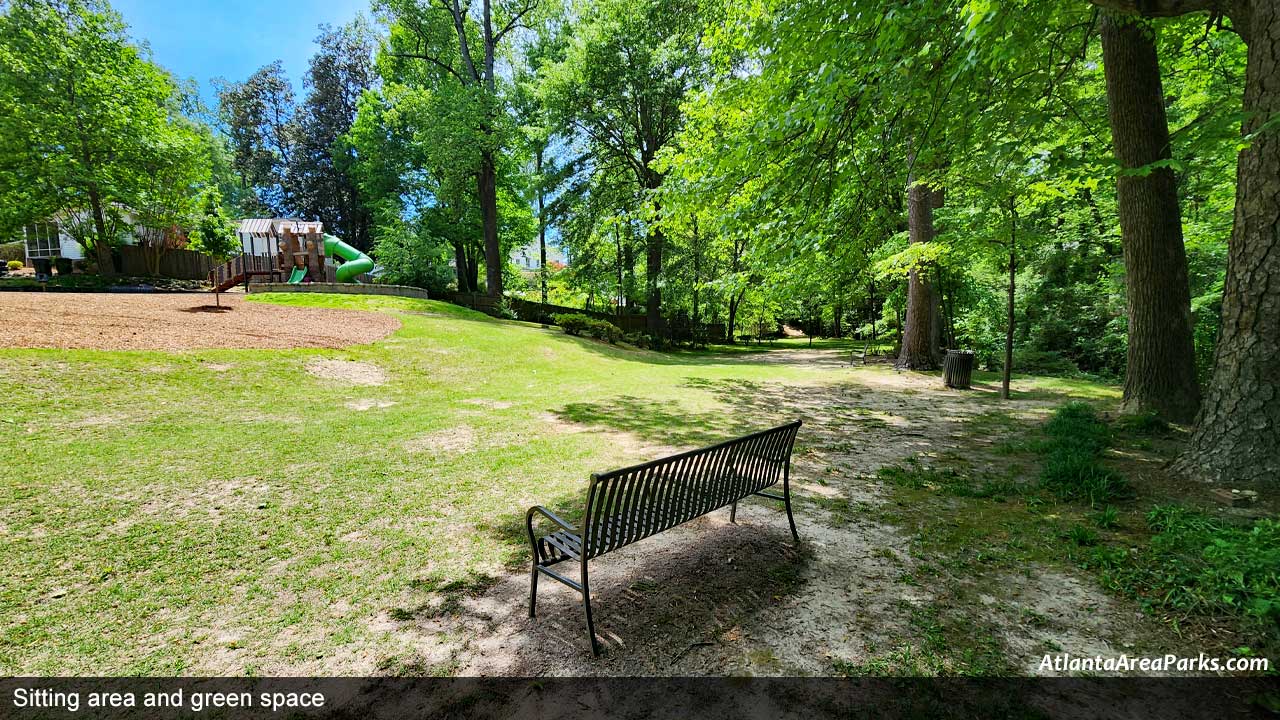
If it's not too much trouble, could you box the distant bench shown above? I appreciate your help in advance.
[525,421,803,655]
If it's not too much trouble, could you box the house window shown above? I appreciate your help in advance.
[24,223,60,259]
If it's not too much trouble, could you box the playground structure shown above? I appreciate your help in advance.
[210,219,373,293]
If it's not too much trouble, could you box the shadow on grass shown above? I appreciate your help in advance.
[433,357,1122,673]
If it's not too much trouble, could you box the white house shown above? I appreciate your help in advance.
[512,240,566,271]
[17,209,160,265]
[20,222,85,263]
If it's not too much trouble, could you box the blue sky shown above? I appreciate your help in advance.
[112,0,373,100]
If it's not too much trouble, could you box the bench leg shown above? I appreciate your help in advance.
[783,478,800,541]
[730,500,738,524]
[581,566,601,656]
[528,561,539,618]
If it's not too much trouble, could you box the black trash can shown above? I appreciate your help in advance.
[943,350,975,389]
[32,257,53,278]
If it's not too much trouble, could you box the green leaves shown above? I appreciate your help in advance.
[0,0,208,250]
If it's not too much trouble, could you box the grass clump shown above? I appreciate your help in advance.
[830,603,1009,677]
[877,463,1026,502]
[1089,505,1119,530]
[1038,402,1130,506]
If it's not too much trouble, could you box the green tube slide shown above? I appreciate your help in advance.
[323,234,374,283]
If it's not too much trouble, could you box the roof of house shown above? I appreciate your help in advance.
[236,218,324,237]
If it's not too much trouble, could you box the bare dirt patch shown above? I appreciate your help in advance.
[346,398,398,411]
[986,566,1140,675]
[462,398,513,410]
[306,359,388,386]
[405,425,476,454]
[0,293,399,350]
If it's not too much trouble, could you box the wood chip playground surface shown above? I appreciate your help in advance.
[0,293,401,350]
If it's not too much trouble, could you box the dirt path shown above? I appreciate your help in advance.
[383,349,1161,676]
[0,293,399,350]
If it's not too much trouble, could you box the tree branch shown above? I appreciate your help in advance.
[494,0,537,44]
[1088,0,1251,43]
[388,51,466,84]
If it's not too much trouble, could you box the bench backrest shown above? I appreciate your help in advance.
[581,421,801,558]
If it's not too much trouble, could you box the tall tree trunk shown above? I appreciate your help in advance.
[728,290,744,344]
[1173,0,1280,484]
[87,185,114,277]
[614,223,625,315]
[897,173,942,370]
[623,232,635,311]
[893,304,904,357]
[479,150,502,298]
[1002,198,1018,401]
[644,166,665,335]
[691,216,701,332]
[869,279,878,344]
[537,147,548,305]
[458,240,480,293]
[645,226,665,335]
[1100,13,1201,422]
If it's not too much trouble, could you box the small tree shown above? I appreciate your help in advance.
[188,189,239,260]
[0,0,199,276]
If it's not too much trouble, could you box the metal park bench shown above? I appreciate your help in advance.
[525,421,803,655]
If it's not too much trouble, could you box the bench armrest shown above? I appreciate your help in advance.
[526,505,580,564]
[526,505,577,537]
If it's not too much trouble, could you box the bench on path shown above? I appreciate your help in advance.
[525,421,803,655]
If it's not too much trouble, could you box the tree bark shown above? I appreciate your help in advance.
[1172,0,1280,483]
[479,150,502,298]
[644,167,666,336]
[1100,13,1202,422]
[728,289,744,344]
[453,241,470,292]
[645,225,664,334]
[623,230,636,311]
[897,174,942,370]
[868,279,878,344]
[1003,198,1017,401]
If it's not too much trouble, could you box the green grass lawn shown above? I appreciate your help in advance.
[0,294,873,674]
[0,293,1128,675]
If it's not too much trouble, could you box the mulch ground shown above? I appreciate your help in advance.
[0,292,401,350]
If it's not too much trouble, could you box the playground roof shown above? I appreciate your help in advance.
[237,218,324,237]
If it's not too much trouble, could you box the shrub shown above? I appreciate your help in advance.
[6,260,22,271]
[552,313,622,344]
[0,241,23,263]
[623,332,650,349]
[1014,349,1082,377]
[553,313,592,336]
[493,300,516,320]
